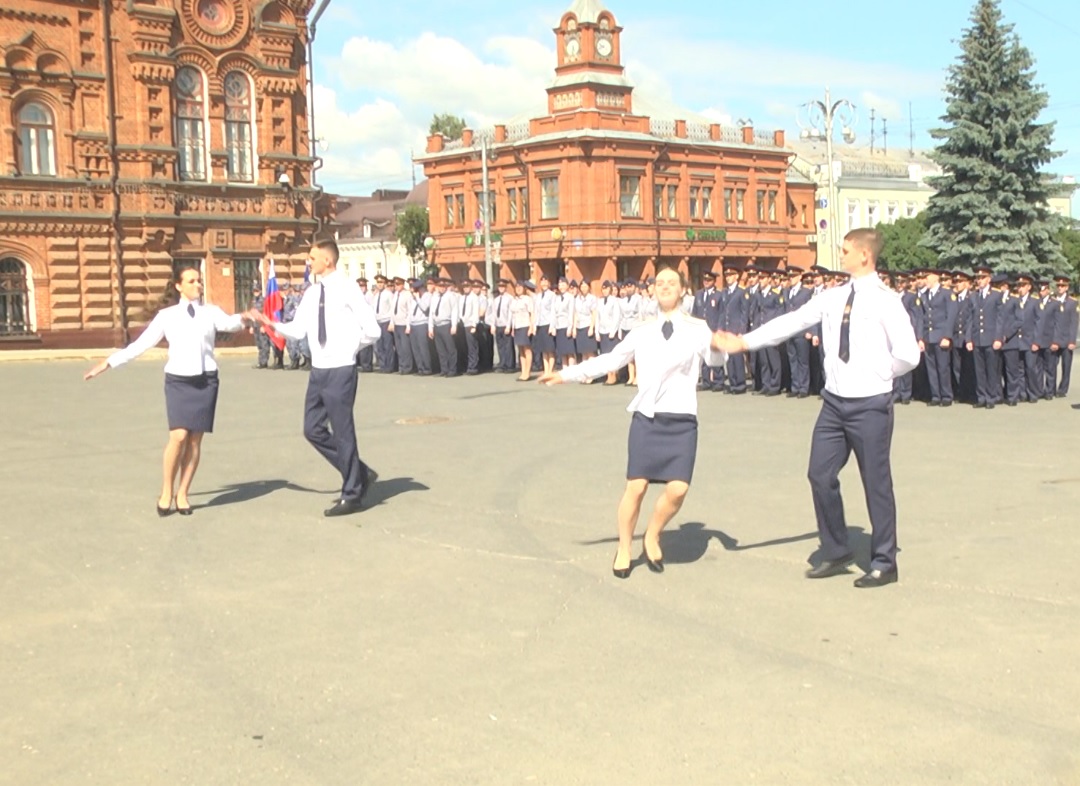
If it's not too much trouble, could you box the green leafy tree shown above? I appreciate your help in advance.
[429,113,466,141]
[922,0,1065,277]
[1059,220,1080,280]
[396,203,430,261]
[878,213,939,272]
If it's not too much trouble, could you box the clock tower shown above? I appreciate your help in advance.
[549,0,633,115]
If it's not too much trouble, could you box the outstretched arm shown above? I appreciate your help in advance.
[540,330,637,385]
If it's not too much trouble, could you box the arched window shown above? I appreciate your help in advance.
[224,71,254,182]
[17,102,57,176]
[0,258,33,335]
[175,66,207,181]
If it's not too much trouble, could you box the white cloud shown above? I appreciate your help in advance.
[859,91,904,122]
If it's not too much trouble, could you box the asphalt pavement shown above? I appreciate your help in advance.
[1,355,1078,785]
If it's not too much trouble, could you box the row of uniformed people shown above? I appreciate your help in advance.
[892,266,1077,407]
[248,280,313,370]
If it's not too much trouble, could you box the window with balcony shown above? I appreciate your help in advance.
[175,66,207,181]
[17,102,56,177]
[620,175,642,218]
[541,176,559,219]
[224,71,254,183]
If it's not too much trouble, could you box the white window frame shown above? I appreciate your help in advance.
[17,102,57,177]
[223,71,257,183]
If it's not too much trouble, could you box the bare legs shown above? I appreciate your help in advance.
[543,351,556,376]
[176,432,204,509]
[159,428,204,510]
[518,347,533,380]
[613,479,689,571]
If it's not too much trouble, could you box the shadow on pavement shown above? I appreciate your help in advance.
[578,522,873,571]
[195,479,332,508]
[365,476,430,506]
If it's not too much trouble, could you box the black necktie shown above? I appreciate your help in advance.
[839,287,855,363]
[317,283,327,346]
[187,303,195,318]
[661,320,673,340]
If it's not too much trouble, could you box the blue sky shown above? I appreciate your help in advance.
[308,0,1080,215]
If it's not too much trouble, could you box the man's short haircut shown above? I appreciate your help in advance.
[656,265,688,289]
[311,237,340,265]
[844,228,884,261]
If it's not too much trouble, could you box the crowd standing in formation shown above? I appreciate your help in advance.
[324,260,1077,408]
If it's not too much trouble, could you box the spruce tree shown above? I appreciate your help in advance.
[922,0,1066,276]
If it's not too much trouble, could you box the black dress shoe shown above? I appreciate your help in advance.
[805,555,854,579]
[359,467,379,503]
[927,400,940,407]
[973,402,986,409]
[1006,401,1018,406]
[797,393,810,399]
[176,506,193,516]
[612,551,632,579]
[986,403,995,410]
[942,401,953,407]
[156,503,171,517]
[854,567,898,588]
[324,499,364,517]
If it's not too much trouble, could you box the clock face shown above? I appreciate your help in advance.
[565,36,580,58]
[596,36,613,58]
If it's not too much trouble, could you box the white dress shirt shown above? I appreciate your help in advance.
[560,313,727,416]
[272,269,381,369]
[107,298,245,375]
[743,273,920,398]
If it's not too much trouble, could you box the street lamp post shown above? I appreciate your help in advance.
[798,89,856,269]
[480,133,494,287]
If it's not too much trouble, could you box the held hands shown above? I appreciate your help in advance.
[711,331,748,354]
[84,359,110,381]
[537,371,564,386]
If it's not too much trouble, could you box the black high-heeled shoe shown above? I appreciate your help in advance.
[641,540,664,573]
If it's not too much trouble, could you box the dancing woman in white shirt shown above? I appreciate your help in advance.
[84,266,249,516]
[540,268,728,578]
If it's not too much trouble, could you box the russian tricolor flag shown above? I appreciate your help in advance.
[262,259,286,352]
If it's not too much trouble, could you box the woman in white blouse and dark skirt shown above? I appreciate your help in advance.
[510,280,537,381]
[84,265,250,516]
[540,268,728,578]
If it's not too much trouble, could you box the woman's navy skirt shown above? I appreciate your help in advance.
[555,327,576,357]
[626,411,698,484]
[164,371,219,433]
[575,331,598,355]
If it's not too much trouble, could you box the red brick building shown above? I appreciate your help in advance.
[417,0,817,288]
[0,0,326,348]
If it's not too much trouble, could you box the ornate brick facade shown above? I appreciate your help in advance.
[417,1,817,288]
[0,0,327,348]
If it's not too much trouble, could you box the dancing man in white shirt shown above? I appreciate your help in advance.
[253,239,383,517]
[714,229,921,588]
[84,265,251,516]
[539,267,728,579]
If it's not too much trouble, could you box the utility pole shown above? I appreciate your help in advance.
[909,102,915,158]
[870,108,876,156]
[883,118,888,156]
[798,88,856,269]
[481,134,494,287]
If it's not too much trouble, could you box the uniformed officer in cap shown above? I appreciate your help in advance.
[753,267,785,395]
[490,278,515,372]
[784,265,812,397]
[1005,272,1041,403]
[371,274,397,372]
[406,278,434,375]
[460,278,483,374]
[249,281,270,369]
[965,264,1005,408]
[951,270,974,401]
[1050,273,1078,396]
[920,268,959,405]
[428,277,460,376]
[718,263,750,393]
